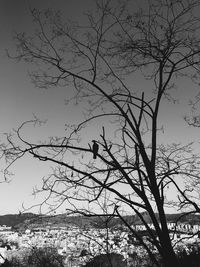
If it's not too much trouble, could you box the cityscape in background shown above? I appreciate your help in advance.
[0,213,199,266]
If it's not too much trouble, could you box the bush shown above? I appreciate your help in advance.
[83,253,127,267]
[1,258,22,267]
[177,244,200,267]
[3,246,64,267]
[26,247,64,267]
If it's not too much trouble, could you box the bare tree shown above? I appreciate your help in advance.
[4,0,200,266]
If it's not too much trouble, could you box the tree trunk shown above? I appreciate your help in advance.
[162,254,179,267]
[161,242,179,267]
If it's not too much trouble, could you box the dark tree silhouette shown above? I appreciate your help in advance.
[3,1,200,266]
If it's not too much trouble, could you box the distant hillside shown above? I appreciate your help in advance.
[0,213,36,228]
[0,212,200,230]
[0,213,94,230]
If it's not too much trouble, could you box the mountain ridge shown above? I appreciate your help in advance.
[0,212,200,230]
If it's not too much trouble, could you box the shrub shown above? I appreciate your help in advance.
[3,246,64,267]
[1,258,22,267]
[83,253,127,267]
[25,247,64,267]
[177,244,200,267]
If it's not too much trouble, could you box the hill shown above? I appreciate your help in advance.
[0,213,35,228]
[0,212,200,230]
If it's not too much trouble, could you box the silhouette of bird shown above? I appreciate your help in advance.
[92,140,99,159]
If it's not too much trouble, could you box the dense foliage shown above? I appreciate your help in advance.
[1,244,200,267]
[1,247,64,267]
[82,253,126,267]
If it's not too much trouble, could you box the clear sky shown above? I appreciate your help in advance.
[0,0,199,215]
[0,0,96,215]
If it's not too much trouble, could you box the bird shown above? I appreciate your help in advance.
[92,140,99,159]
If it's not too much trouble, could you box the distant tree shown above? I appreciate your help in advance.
[4,0,200,266]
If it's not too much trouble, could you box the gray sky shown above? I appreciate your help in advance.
[0,0,95,215]
[0,0,199,215]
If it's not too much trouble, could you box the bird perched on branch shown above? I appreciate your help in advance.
[92,140,99,159]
